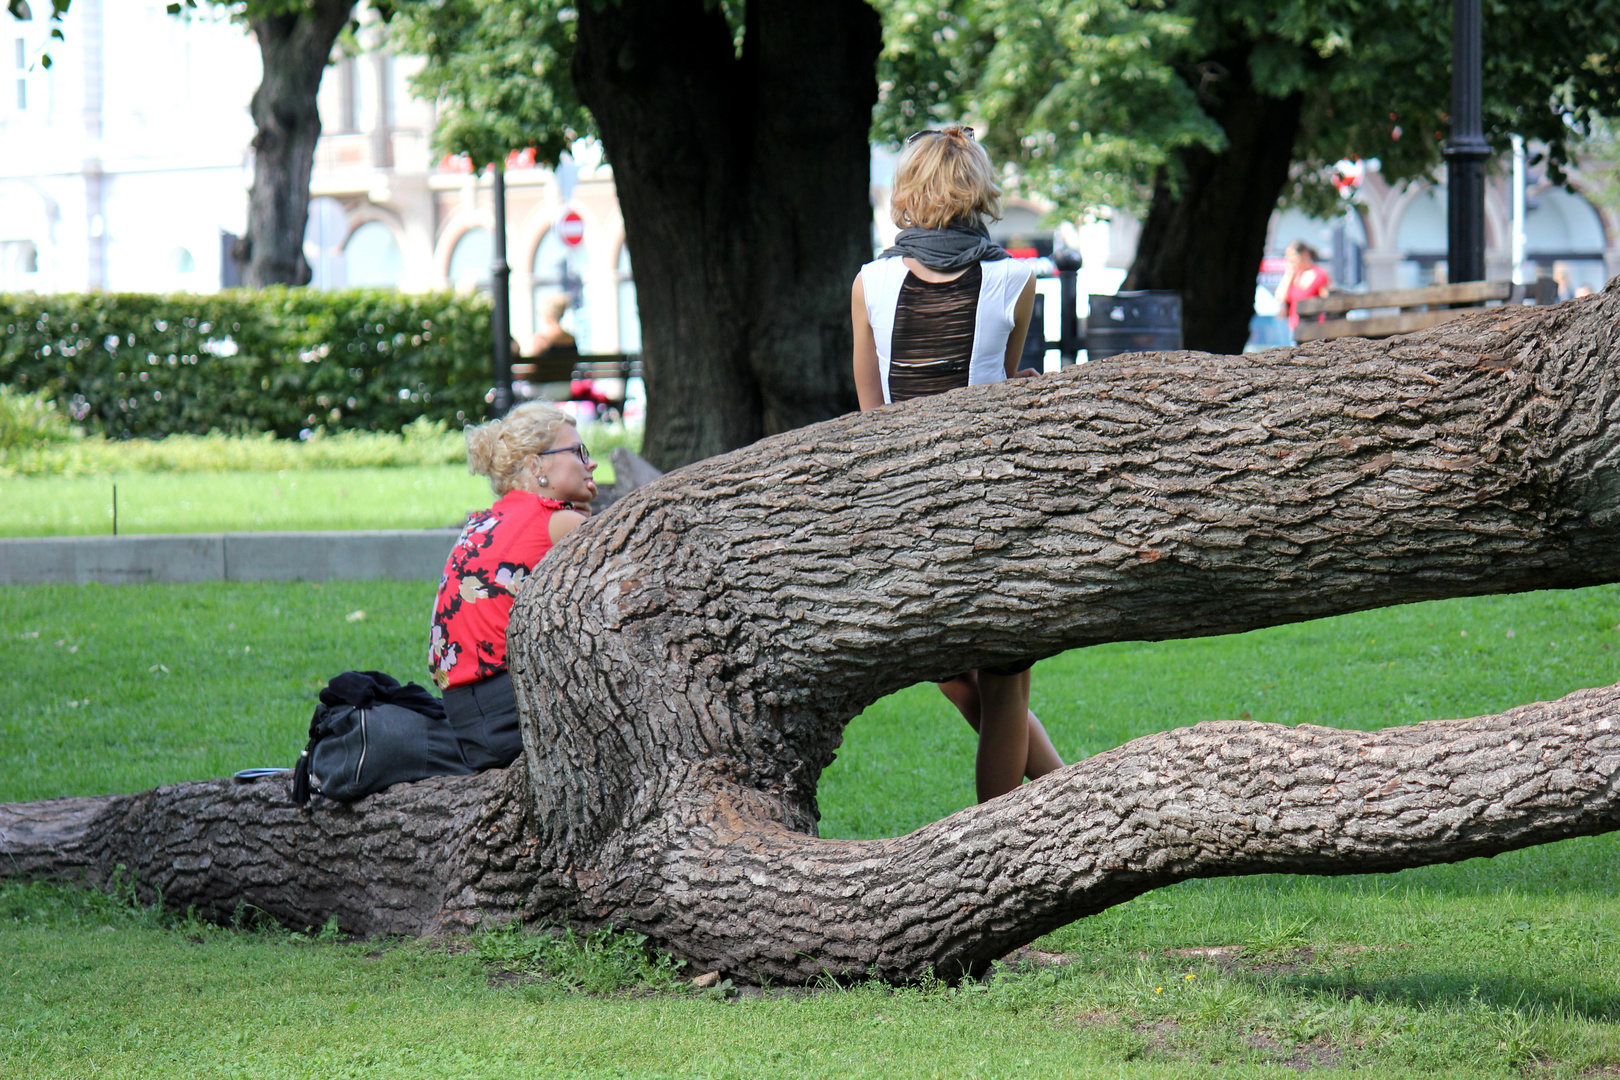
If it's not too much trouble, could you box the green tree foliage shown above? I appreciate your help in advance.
[876,0,1221,217]
[392,0,748,168]
[877,0,1620,221]
[1578,119,1620,216]
[392,0,588,168]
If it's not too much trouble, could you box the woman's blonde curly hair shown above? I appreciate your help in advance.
[464,401,575,496]
[889,125,1003,231]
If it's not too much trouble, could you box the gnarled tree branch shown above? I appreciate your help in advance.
[5,282,1619,982]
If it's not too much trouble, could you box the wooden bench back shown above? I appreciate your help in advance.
[1293,278,1556,342]
[509,348,642,384]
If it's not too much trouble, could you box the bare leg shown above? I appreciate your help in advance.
[938,673,1063,783]
[974,669,1031,802]
[1023,712,1063,779]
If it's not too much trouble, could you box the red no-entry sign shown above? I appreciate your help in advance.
[557,210,585,247]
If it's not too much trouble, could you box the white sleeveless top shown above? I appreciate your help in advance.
[860,256,1034,404]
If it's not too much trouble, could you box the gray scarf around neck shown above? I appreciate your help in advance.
[879,220,1007,271]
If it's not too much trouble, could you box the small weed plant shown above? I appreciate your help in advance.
[0,385,76,454]
[475,922,689,996]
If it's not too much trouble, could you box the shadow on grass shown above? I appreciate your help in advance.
[1267,966,1620,1024]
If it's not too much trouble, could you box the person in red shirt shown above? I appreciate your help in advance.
[430,401,597,769]
[1275,240,1331,336]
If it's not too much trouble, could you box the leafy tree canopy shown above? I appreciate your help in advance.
[393,0,1620,218]
[391,0,588,168]
[878,0,1620,220]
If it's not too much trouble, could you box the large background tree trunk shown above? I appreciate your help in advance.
[1124,47,1304,355]
[572,0,881,470]
[239,0,356,288]
[6,286,1620,983]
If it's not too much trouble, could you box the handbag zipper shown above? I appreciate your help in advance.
[355,708,369,788]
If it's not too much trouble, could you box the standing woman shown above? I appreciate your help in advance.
[1274,240,1331,338]
[851,125,1064,802]
[429,402,597,770]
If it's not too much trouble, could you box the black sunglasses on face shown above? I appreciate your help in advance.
[536,444,592,465]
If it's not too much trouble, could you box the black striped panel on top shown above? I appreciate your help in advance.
[888,263,981,402]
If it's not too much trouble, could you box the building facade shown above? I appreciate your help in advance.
[1,0,258,295]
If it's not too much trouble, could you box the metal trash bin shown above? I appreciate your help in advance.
[1085,290,1182,362]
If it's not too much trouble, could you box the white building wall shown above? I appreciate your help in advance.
[0,0,257,294]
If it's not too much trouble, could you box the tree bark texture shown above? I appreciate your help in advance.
[572,0,882,471]
[1125,48,1304,355]
[5,284,1620,983]
[239,1,355,288]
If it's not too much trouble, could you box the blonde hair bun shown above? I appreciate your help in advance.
[463,401,575,496]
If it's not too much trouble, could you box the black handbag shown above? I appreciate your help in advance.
[291,671,472,805]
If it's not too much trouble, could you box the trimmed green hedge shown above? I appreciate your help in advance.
[0,289,495,439]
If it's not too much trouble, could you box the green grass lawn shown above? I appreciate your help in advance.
[4,581,1620,1078]
[0,462,624,537]
[0,424,631,536]
[0,466,497,537]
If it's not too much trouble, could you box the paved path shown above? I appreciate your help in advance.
[0,529,460,585]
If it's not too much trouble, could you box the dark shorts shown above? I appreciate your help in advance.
[443,669,523,771]
[937,658,1036,684]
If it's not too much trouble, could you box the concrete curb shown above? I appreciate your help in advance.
[0,529,461,586]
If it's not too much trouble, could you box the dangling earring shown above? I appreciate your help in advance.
[537,475,549,487]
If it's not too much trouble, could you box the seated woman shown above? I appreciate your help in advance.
[429,401,597,769]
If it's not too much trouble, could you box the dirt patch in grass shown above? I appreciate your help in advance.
[1247,1031,1346,1071]
[1000,946,1078,968]
[1167,945,1244,960]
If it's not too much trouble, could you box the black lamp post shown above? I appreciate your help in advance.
[489,164,513,418]
[1445,0,1489,284]
[1052,248,1084,365]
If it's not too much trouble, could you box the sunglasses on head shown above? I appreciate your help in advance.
[906,126,976,144]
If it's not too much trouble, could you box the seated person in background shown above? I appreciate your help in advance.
[429,401,597,769]
[527,293,576,358]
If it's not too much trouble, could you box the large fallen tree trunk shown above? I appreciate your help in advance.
[5,282,1620,983]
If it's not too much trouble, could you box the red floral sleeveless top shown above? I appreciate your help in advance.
[429,491,568,689]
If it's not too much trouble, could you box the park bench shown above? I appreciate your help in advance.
[1293,277,1558,342]
[508,346,643,416]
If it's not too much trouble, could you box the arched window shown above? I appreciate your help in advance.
[531,226,590,351]
[0,239,39,289]
[1525,187,1609,297]
[617,245,640,354]
[1394,187,1449,287]
[345,220,404,288]
[448,227,491,290]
